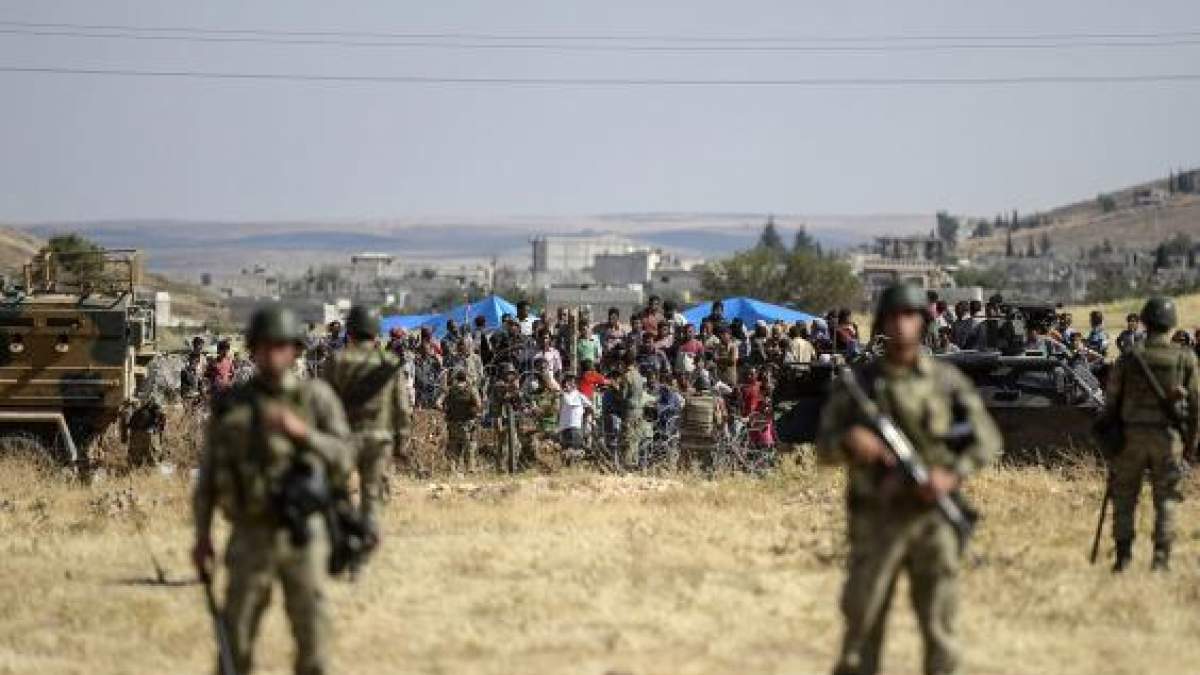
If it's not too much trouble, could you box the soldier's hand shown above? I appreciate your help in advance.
[920,466,960,503]
[263,404,311,443]
[192,537,215,581]
[845,426,893,466]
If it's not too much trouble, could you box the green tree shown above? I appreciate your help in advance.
[935,211,960,249]
[791,225,822,255]
[1038,232,1052,257]
[1005,227,1015,257]
[1011,209,1021,230]
[757,215,787,253]
[1097,193,1117,213]
[701,247,861,311]
[42,233,104,277]
[971,219,994,239]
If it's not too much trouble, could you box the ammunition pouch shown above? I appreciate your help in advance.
[270,459,331,548]
[325,495,373,576]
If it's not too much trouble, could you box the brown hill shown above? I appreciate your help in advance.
[961,174,1200,257]
[0,226,44,274]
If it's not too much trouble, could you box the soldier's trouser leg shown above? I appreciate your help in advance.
[357,437,394,534]
[906,515,962,675]
[223,526,276,675]
[463,424,478,472]
[446,427,465,470]
[621,415,641,469]
[1111,437,1151,546]
[1142,427,1183,546]
[278,520,332,675]
[835,510,905,675]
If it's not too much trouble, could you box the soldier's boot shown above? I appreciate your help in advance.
[1112,540,1133,573]
[1151,543,1171,573]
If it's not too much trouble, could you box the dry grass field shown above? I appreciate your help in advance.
[4,451,1200,675]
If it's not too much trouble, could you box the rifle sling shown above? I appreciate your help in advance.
[343,361,403,411]
[1128,348,1184,428]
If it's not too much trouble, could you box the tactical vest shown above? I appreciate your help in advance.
[446,384,479,422]
[212,381,319,523]
[1120,339,1196,425]
[681,393,718,438]
[331,349,402,432]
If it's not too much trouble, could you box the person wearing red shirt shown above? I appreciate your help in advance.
[577,359,609,399]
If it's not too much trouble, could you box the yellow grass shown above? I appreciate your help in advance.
[1064,292,1200,338]
[3,455,1200,675]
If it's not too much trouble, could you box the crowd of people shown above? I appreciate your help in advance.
[168,290,1195,476]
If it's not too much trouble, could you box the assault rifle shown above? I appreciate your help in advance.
[838,366,979,550]
[200,569,238,675]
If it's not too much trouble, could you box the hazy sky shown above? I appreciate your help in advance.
[2,1,1199,222]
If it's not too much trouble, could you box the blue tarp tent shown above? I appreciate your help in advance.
[382,295,518,338]
[426,295,518,337]
[380,313,440,334]
[682,297,816,329]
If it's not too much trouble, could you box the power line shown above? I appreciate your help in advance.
[3,65,1199,87]
[5,26,1200,53]
[3,19,1200,45]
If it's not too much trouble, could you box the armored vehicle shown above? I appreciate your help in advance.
[0,249,156,467]
[774,349,1106,459]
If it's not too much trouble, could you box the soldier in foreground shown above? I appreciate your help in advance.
[1104,296,1199,572]
[677,373,724,472]
[818,284,1001,675]
[192,305,354,675]
[323,305,412,559]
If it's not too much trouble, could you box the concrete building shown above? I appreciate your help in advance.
[873,236,947,262]
[850,253,952,306]
[531,234,641,275]
[592,250,659,286]
[545,284,644,326]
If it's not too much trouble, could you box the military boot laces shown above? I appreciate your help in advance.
[1112,541,1133,574]
[1152,544,1171,573]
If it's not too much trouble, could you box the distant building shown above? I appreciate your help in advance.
[531,234,642,276]
[873,235,947,262]
[545,284,644,326]
[593,250,660,286]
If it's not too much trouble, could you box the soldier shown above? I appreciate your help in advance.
[677,373,724,471]
[443,369,483,472]
[489,363,524,471]
[125,395,166,468]
[817,284,1001,675]
[1104,296,1200,573]
[192,304,354,675]
[322,305,412,556]
[616,352,646,471]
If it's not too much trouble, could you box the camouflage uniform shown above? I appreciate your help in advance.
[323,343,413,532]
[489,375,524,471]
[1105,332,1200,568]
[445,380,483,472]
[818,355,1000,675]
[617,365,646,469]
[193,372,353,675]
[126,398,166,467]
[678,391,721,471]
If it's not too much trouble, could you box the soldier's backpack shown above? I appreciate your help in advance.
[446,385,480,422]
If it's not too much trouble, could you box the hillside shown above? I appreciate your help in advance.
[0,226,43,274]
[18,213,933,276]
[961,172,1200,257]
[0,226,225,325]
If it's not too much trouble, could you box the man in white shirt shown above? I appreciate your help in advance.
[537,334,564,376]
[557,374,593,457]
[516,301,536,337]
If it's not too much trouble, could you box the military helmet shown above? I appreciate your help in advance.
[246,304,307,348]
[874,284,931,324]
[1140,296,1178,332]
[345,305,381,339]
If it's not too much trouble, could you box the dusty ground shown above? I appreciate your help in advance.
[2,455,1200,675]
